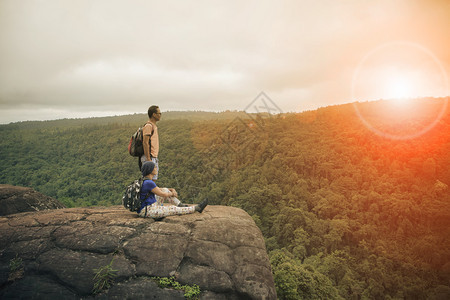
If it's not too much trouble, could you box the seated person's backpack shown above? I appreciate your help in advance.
[122,178,150,212]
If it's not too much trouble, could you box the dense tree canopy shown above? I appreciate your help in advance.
[1,99,449,299]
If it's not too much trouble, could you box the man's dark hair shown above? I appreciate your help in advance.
[148,105,159,118]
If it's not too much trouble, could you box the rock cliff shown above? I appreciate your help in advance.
[0,203,276,299]
[0,184,65,216]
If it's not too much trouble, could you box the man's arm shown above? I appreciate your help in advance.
[143,134,151,160]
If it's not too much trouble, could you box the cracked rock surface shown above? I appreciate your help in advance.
[0,204,276,299]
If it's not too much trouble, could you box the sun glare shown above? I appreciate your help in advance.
[352,41,449,103]
[385,76,414,102]
[351,41,449,140]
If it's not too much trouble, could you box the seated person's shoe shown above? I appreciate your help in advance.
[177,203,189,207]
[195,199,208,213]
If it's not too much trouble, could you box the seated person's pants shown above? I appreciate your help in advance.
[138,188,195,218]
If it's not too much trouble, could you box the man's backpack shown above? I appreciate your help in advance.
[128,124,154,157]
[128,126,144,157]
[122,177,149,212]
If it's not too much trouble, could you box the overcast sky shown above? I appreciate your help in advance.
[0,0,449,124]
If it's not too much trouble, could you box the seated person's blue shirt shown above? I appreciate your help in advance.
[138,179,157,213]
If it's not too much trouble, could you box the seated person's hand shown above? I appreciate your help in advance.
[169,188,178,198]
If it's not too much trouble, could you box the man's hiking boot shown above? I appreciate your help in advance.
[195,199,208,213]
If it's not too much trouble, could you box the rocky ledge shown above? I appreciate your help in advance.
[0,184,65,216]
[0,205,276,299]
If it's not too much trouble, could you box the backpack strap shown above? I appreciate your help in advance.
[140,178,152,200]
[144,122,155,137]
[139,178,152,217]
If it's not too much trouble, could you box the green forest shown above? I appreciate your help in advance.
[1,98,449,299]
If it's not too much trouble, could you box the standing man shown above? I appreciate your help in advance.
[140,105,161,180]
[139,107,188,207]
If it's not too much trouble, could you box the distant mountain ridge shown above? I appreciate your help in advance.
[1,110,252,128]
[2,96,447,129]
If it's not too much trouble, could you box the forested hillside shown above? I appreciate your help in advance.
[0,111,244,206]
[1,99,449,299]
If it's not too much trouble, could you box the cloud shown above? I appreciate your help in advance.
[0,0,449,123]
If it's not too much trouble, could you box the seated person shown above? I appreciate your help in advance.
[138,161,208,218]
